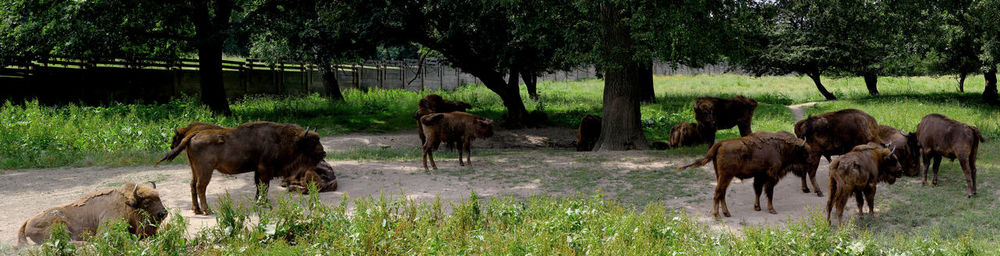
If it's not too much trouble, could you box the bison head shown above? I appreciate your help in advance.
[693,98,716,127]
[447,100,472,112]
[125,183,168,237]
[899,130,922,176]
[282,161,338,194]
[877,144,904,184]
[475,118,495,139]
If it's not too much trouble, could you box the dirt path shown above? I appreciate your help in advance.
[788,101,821,121]
[1,121,889,246]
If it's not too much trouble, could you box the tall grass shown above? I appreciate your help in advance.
[27,191,1000,255]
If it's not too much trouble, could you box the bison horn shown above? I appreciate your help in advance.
[889,145,896,155]
[800,137,807,147]
[303,126,310,136]
[132,184,139,199]
[149,181,156,189]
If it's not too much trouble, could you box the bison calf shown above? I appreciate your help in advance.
[668,121,712,148]
[168,121,224,150]
[420,112,494,170]
[414,94,473,146]
[826,143,902,226]
[576,114,602,151]
[678,131,817,218]
[18,183,167,246]
[280,161,339,194]
[693,96,758,142]
[794,109,882,196]
[914,114,985,197]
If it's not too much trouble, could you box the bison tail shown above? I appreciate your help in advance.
[155,134,193,166]
[420,113,446,126]
[16,220,28,247]
[972,127,986,142]
[677,142,720,171]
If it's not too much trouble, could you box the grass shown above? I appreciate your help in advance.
[23,191,1000,255]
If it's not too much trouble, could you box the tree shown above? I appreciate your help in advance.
[248,0,378,101]
[929,0,1000,104]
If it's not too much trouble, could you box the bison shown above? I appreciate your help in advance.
[794,109,882,196]
[668,121,712,148]
[414,94,473,146]
[169,121,224,150]
[878,125,921,176]
[914,114,986,197]
[17,183,167,246]
[693,96,758,142]
[677,131,818,218]
[576,114,602,151]
[420,112,494,170]
[826,143,902,226]
[280,161,339,194]
[156,121,326,214]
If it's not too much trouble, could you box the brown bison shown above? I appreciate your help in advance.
[693,96,758,142]
[914,114,986,197]
[878,125,921,176]
[414,94,473,145]
[794,109,882,196]
[826,143,902,226]
[576,114,602,151]
[156,121,326,214]
[678,131,818,218]
[420,112,494,170]
[17,183,167,246]
[280,161,339,194]
[668,121,712,148]
[169,121,224,150]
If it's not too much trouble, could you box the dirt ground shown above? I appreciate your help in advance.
[0,104,892,246]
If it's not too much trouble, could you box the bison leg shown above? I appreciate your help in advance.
[854,190,865,216]
[764,179,777,214]
[809,168,823,197]
[826,180,838,225]
[713,175,734,218]
[931,155,942,186]
[959,156,975,197]
[971,152,979,195]
[194,165,214,215]
[753,177,765,211]
[458,142,465,166]
[800,175,810,193]
[921,152,932,186]
[864,186,876,217]
[833,185,852,226]
[737,122,752,137]
[417,121,426,145]
[427,147,438,170]
[464,141,472,165]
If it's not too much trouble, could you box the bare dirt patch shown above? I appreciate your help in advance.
[0,127,886,246]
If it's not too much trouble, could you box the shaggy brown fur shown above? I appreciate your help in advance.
[668,121,713,148]
[414,94,473,146]
[878,125,921,176]
[18,183,167,246]
[156,121,326,214]
[914,114,986,197]
[678,131,818,218]
[576,114,602,151]
[169,122,224,150]
[793,109,882,196]
[826,143,902,226]
[693,96,758,142]
[420,112,494,170]
[280,161,338,194]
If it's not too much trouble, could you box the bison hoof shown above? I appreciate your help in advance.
[816,191,824,197]
[802,188,810,193]
[754,205,761,211]
[967,194,974,198]
[768,209,778,214]
[723,212,731,217]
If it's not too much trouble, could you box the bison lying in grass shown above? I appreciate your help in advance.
[678,131,818,218]
[794,109,882,197]
[414,94,473,146]
[419,112,494,170]
[693,95,758,142]
[914,114,986,197]
[826,143,902,226]
[18,183,167,246]
[576,114,602,151]
[156,121,326,214]
[668,121,712,148]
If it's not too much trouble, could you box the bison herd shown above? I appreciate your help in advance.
[14,94,988,246]
[667,96,985,226]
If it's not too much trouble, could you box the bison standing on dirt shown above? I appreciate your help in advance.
[693,96,758,142]
[914,114,986,197]
[420,112,494,170]
[156,121,326,214]
[826,143,902,226]
[794,109,882,196]
[668,121,712,148]
[18,183,167,246]
[414,94,473,145]
[677,131,818,218]
[878,125,921,176]
[576,114,602,151]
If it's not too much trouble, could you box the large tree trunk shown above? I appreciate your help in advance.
[321,65,344,101]
[593,2,648,151]
[474,69,529,126]
[522,71,539,100]
[638,61,655,103]
[863,72,879,96]
[984,67,998,105]
[958,72,967,92]
[193,0,233,115]
[807,72,837,100]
